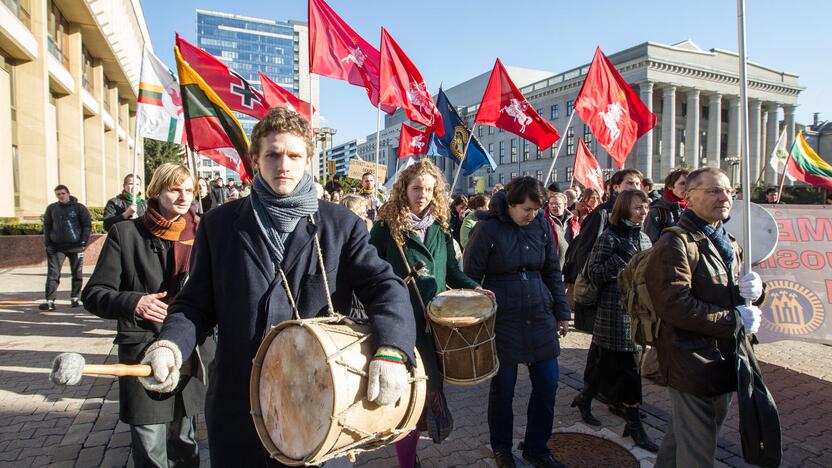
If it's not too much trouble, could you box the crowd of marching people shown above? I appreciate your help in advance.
[39,108,776,468]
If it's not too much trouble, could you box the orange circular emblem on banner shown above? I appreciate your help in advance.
[761,280,825,335]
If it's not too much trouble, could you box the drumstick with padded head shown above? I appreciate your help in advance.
[50,352,152,386]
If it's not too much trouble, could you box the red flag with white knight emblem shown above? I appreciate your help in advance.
[573,139,605,195]
[574,47,656,168]
[308,0,396,114]
[176,34,268,119]
[379,28,443,135]
[258,72,314,125]
[474,58,559,149]
[398,123,429,158]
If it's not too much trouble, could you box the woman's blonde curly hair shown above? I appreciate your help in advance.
[377,159,450,245]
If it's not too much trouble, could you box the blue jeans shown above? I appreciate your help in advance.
[488,358,559,456]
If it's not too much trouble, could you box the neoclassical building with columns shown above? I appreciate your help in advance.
[361,39,804,192]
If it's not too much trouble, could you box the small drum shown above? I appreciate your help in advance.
[250,317,427,466]
[427,289,499,385]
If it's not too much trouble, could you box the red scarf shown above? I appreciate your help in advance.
[663,189,687,210]
[142,199,199,302]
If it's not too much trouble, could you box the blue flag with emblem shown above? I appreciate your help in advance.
[427,89,496,177]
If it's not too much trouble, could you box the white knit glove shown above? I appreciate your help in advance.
[367,346,408,406]
[139,340,182,393]
[738,272,763,302]
[736,305,762,334]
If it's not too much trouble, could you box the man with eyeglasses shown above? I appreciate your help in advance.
[645,167,764,467]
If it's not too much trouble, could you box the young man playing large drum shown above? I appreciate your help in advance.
[139,108,417,467]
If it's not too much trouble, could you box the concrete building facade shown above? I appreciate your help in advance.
[357,40,804,194]
[195,9,319,181]
[324,136,364,179]
[0,0,150,218]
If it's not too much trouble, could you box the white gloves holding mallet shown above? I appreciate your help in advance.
[139,340,182,393]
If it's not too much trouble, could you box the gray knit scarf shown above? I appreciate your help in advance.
[250,172,319,266]
[409,206,435,242]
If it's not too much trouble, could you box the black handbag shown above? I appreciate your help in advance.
[734,314,782,467]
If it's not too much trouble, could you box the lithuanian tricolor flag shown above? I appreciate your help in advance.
[174,46,253,181]
[786,131,832,190]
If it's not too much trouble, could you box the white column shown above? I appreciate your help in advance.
[685,89,701,169]
[661,86,677,177]
[765,104,780,184]
[638,82,654,179]
[784,105,797,186]
[707,94,722,168]
[727,96,741,162]
[748,99,762,185]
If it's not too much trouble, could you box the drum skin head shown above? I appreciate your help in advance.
[259,326,333,460]
[428,289,496,326]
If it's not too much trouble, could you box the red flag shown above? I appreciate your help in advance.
[308,0,395,114]
[475,58,560,149]
[573,139,605,195]
[379,28,443,135]
[258,72,314,125]
[574,47,656,169]
[176,34,268,119]
[398,123,429,158]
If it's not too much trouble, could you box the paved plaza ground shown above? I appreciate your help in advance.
[1,266,831,467]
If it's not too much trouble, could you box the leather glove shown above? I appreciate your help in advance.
[367,346,408,406]
[738,272,763,302]
[139,340,182,393]
[617,241,639,263]
[736,305,762,335]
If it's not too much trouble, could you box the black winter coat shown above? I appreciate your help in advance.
[158,197,416,467]
[643,196,684,243]
[103,194,148,231]
[463,191,571,365]
[562,193,616,283]
[81,219,213,425]
[43,197,91,251]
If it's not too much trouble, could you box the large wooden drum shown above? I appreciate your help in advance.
[250,317,427,466]
[427,289,499,385]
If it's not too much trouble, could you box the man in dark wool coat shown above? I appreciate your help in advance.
[139,108,417,467]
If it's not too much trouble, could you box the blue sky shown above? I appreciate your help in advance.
[141,0,831,146]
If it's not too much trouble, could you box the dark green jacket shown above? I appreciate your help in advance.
[370,221,479,390]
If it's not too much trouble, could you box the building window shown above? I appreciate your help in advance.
[567,100,574,116]
[534,143,541,160]
[47,1,70,68]
[488,174,493,187]
[536,170,543,181]
[510,171,518,180]
[551,104,559,120]
[488,143,494,158]
[552,170,558,182]
[510,138,517,163]
[489,126,495,135]
[583,124,592,145]
[523,139,529,161]
[102,76,112,112]
[499,128,504,133]
[498,141,505,164]
[499,173,505,185]
[566,167,573,183]
[536,108,544,117]
[477,125,484,138]
[82,47,94,92]
[567,127,575,155]
[5,0,31,28]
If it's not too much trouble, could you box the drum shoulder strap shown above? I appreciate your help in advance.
[394,239,430,332]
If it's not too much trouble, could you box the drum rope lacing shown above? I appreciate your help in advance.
[435,322,497,381]
[277,214,338,322]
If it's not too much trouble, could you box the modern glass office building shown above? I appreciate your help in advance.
[195,9,318,180]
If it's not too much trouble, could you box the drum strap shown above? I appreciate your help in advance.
[394,240,430,333]
[276,214,337,320]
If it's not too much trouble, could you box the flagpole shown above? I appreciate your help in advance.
[569,155,578,189]
[775,150,793,202]
[449,124,477,194]
[544,111,576,186]
[131,46,146,200]
[737,0,753,287]
[374,104,382,188]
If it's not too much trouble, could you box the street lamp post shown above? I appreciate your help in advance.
[317,127,337,183]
